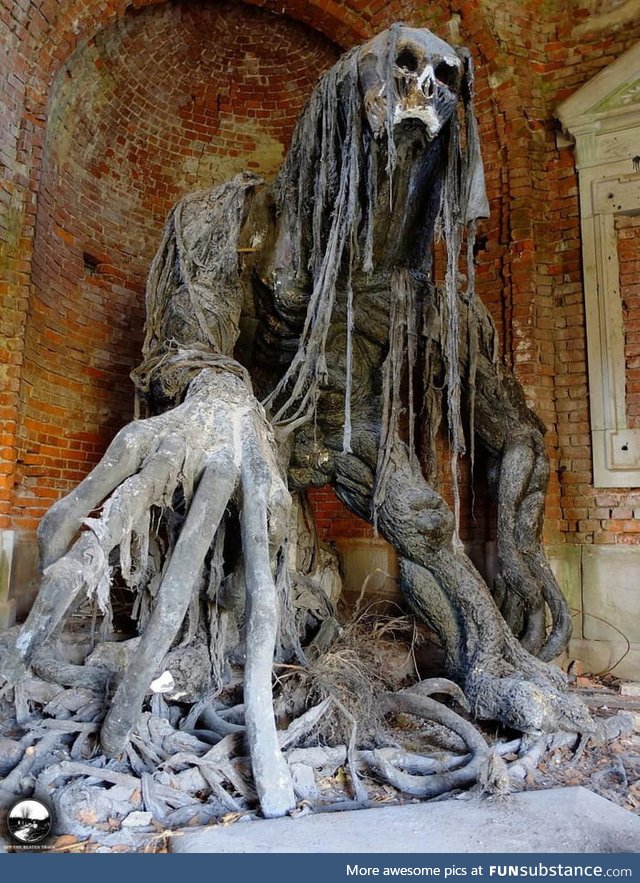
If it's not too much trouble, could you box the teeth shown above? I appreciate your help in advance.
[393,104,441,138]
[416,64,434,94]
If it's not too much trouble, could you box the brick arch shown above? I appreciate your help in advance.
[22,0,369,103]
[2,0,528,534]
[0,0,369,530]
[9,0,520,190]
[14,0,526,340]
[11,1,343,528]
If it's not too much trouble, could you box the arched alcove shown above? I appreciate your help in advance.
[1,0,523,620]
[13,0,339,529]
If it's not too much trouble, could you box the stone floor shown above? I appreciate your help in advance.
[169,786,640,854]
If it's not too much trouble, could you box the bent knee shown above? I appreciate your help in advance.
[380,482,455,555]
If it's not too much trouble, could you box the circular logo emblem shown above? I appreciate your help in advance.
[6,798,52,845]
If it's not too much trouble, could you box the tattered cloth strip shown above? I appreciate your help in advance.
[438,49,489,536]
[131,342,252,407]
[131,31,491,533]
[263,48,369,438]
[264,31,490,530]
[131,172,261,407]
[372,269,418,528]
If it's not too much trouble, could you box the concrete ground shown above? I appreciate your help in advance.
[170,787,640,853]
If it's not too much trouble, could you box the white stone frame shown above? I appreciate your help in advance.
[557,42,640,487]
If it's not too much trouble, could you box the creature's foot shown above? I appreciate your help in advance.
[464,653,595,737]
[399,556,594,738]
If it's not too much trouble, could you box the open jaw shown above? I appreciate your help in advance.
[358,26,463,142]
[392,53,462,138]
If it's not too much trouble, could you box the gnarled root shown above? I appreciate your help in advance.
[399,556,595,737]
[371,681,509,799]
[0,659,635,841]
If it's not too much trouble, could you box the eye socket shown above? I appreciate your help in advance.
[396,47,419,73]
[434,60,460,90]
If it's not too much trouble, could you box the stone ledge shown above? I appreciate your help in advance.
[170,787,640,854]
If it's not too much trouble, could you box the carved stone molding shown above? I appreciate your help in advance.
[558,42,640,487]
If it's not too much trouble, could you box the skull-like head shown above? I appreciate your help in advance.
[358,25,464,141]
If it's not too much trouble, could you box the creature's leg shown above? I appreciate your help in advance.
[330,437,592,735]
[472,348,572,662]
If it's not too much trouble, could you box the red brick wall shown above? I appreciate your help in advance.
[541,6,640,547]
[1,0,639,552]
[0,0,39,529]
[8,1,338,529]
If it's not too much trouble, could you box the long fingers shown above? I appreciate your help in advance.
[100,451,238,758]
[38,420,159,569]
[10,434,188,670]
[7,531,108,673]
[240,439,295,818]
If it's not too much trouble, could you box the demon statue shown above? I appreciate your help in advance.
[1,26,598,822]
